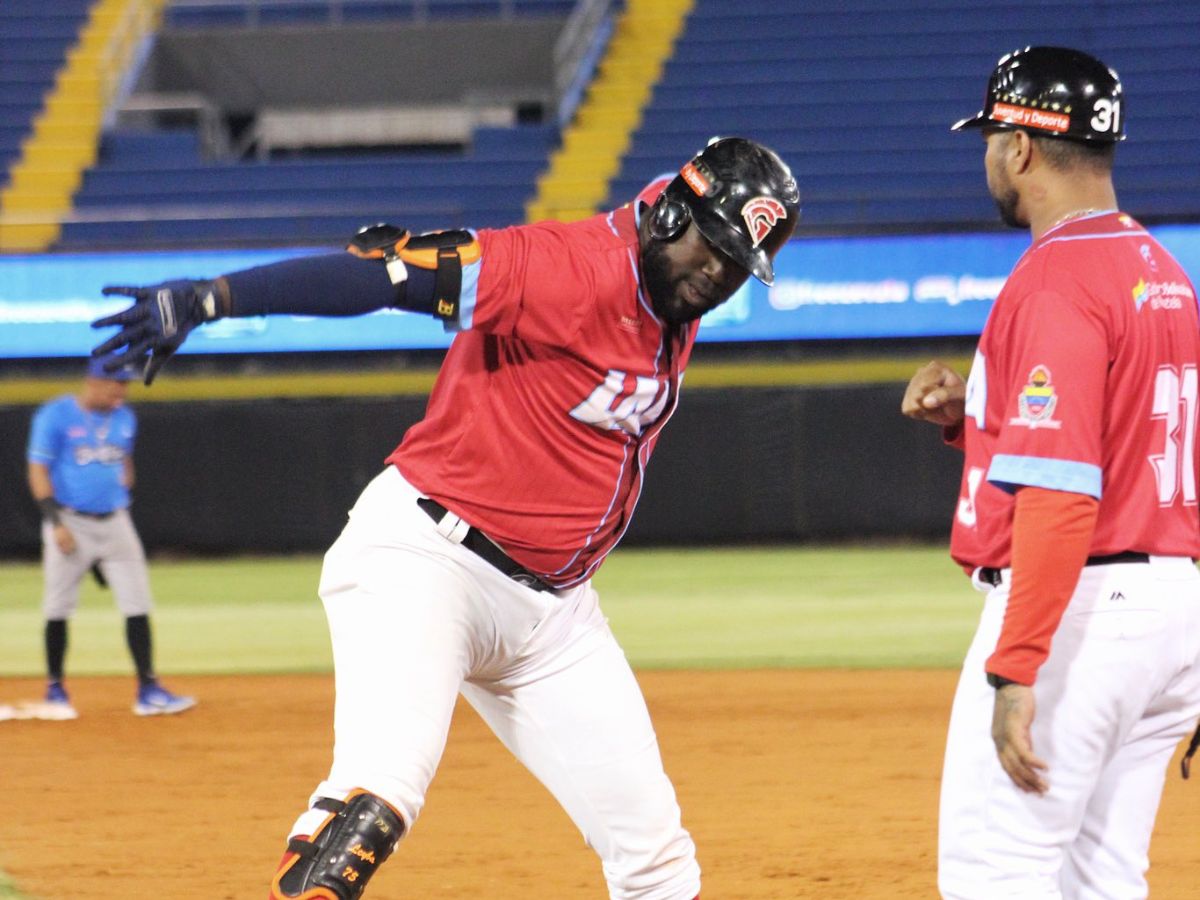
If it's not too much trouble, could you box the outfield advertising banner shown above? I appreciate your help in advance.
[700,232,1014,340]
[3,224,1200,358]
[703,223,1200,341]
[0,246,451,359]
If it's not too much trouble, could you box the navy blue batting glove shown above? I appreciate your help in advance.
[91,280,220,385]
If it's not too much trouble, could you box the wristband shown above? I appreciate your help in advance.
[37,497,63,526]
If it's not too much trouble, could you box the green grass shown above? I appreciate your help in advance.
[0,544,979,676]
[0,555,330,676]
[597,545,979,668]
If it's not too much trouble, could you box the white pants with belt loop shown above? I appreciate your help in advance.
[294,467,700,900]
[940,557,1200,899]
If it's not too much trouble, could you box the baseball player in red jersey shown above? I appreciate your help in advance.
[903,48,1200,898]
[90,137,799,900]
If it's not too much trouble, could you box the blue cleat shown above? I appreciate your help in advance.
[133,681,196,717]
[40,681,78,720]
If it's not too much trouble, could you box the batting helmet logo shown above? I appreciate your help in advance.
[741,197,787,248]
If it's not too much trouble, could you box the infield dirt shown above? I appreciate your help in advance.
[1,670,1197,898]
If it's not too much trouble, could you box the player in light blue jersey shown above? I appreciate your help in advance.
[26,355,196,720]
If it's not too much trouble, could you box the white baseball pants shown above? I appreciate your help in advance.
[292,467,700,900]
[939,556,1200,900]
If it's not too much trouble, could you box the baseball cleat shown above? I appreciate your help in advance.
[35,681,79,720]
[133,681,197,716]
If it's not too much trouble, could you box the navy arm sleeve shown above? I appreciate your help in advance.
[221,251,434,319]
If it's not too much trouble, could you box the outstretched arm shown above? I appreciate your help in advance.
[91,225,480,384]
[91,252,399,383]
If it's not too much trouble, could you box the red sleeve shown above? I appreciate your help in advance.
[985,485,1099,685]
[471,222,616,347]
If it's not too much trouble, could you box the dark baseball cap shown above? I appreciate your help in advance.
[86,353,137,382]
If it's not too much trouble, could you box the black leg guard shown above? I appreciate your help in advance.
[273,791,405,900]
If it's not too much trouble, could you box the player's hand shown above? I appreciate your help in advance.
[91,280,222,385]
[52,524,76,556]
[901,360,967,426]
[991,683,1049,794]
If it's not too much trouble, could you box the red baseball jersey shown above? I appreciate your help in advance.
[389,180,698,587]
[951,211,1200,569]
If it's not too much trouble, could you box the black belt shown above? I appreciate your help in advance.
[66,508,116,520]
[978,551,1150,587]
[417,497,555,593]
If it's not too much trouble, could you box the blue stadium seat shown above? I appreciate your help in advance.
[0,0,91,16]
[607,0,1200,227]
[98,129,203,164]
[164,6,249,27]
[59,124,556,249]
[0,37,78,63]
[0,61,60,82]
[0,6,89,192]
[59,205,522,250]
[163,0,577,28]
[44,0,1200,248]
[0,17,88,39]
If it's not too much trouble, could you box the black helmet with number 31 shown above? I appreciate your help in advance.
[647,137,800,286]
[952,46,1125,144]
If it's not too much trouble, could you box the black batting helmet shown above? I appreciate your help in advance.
[953,46,1125,143]
[648,137,800,285]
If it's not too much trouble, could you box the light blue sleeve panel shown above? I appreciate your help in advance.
[450,254,483,333]
[989,453,1102,498]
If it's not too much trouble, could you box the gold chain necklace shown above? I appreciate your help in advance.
[1046,207,1110,232]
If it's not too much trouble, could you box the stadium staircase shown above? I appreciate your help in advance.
[526,0,691,223]
[0,0,166,252]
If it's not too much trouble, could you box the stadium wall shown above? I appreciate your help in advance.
[137,19,564,113]
[0,384,961,557]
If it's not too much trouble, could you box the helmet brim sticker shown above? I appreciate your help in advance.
[681,162,714,197]
[990,102,1070,133]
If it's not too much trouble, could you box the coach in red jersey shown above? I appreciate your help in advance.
[904,47,1200,899]
[91,137,798,900]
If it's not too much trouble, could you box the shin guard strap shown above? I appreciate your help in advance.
[275,792,404,900]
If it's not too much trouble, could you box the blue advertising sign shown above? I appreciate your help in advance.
[0,246,452,359]
[697,223,1200,342]
[2,223,1199,358]
[696,231,1020,341]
